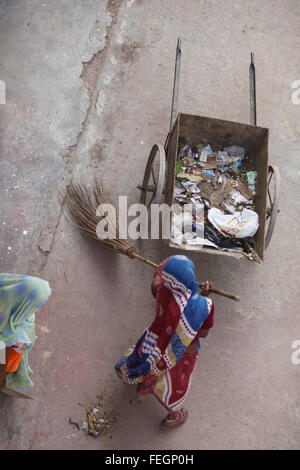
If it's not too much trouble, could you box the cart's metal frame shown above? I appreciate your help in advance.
[138,39,280,262]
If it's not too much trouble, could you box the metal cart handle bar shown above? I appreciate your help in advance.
[249,52,257,126]
[169,41,257,129]
[170,37,182,132]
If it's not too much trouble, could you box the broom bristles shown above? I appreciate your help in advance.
[65,180,136,256]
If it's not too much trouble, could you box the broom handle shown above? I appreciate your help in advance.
[131,252,240,301]
[209,288,240,302]
[132,252,159,269]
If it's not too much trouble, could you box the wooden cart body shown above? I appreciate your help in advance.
[165,113,269,261]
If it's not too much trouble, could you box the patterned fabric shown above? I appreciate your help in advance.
[0,273,51,391]
[137,350,199,412]
[115,255,213,411]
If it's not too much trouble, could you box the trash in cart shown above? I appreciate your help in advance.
[170,140,260,253]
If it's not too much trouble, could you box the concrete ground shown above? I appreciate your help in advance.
[0,0,300,450]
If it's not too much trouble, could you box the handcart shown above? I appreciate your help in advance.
[138,40,280,263]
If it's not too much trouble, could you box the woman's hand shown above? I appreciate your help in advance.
[152,272,161,286]
[200,280,213,297]
[151,272,163,298]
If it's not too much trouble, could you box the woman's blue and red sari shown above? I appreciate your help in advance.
[115,255,214,412]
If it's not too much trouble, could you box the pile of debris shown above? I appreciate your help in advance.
[81,400,118,438]
[171,141,259,254]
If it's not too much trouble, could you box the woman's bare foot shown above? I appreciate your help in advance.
[160,408,188,430]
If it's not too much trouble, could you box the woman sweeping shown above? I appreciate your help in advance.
[0,273,51,393]
[115,255,214,430]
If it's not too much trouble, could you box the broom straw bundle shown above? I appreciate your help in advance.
[64,181,240,301]
[65,181,158,268]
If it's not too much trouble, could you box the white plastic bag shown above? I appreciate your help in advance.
[208,208,259,238]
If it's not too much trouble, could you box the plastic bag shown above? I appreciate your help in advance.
[208,207,259,238]
[247,171,257,195]
[223,145,245,161]
[216,151,237,173]
[229,190,252,206]
[204,224,243,250]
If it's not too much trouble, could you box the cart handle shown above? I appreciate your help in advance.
[170,38,182,132]
[249,52,257,126]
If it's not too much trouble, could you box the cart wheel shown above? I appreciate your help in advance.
[138,144,166,208]
[265,164,280,249]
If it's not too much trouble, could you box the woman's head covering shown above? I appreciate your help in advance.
[158,255,199,295]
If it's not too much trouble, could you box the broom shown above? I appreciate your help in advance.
[64,181,240,302]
